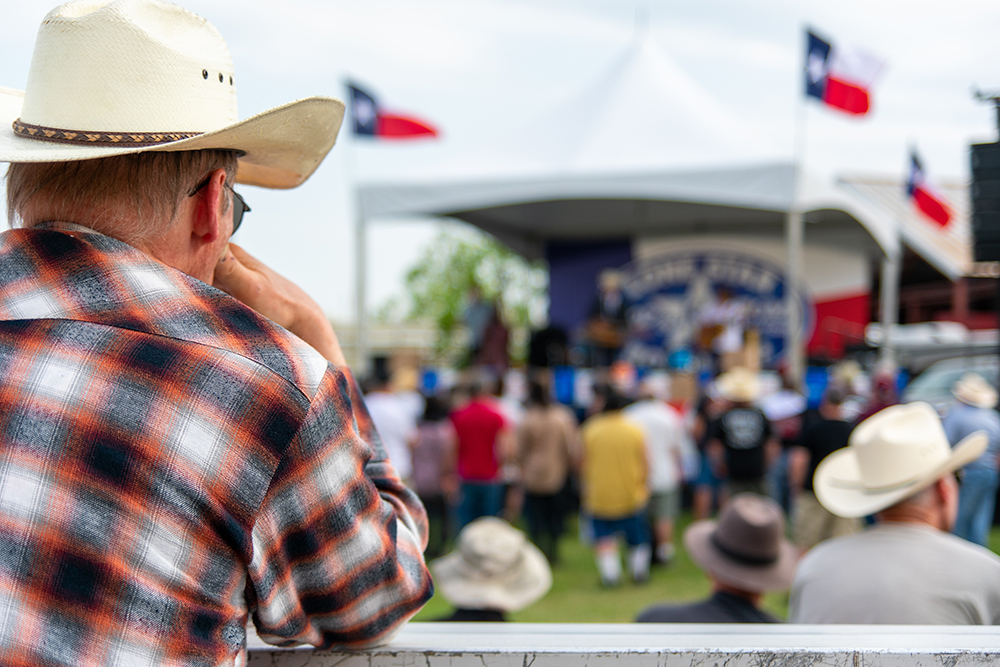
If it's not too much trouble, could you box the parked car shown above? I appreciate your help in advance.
[901,355,1000,415]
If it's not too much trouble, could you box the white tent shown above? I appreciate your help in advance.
[360,31,900,260]
[356,30,968,368]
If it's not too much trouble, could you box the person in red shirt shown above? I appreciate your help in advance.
[450,375,515,529]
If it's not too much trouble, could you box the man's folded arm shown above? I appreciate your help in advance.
[247,366,433,649]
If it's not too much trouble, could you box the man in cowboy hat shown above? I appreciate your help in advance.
[942,373,1000,547]
[707,367,779,499]
[0,1,431,664]
[635,493,797,623]
[789,402,1000,624]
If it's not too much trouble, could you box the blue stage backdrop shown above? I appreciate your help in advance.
[546,239,633,332]
[618,251,813,368]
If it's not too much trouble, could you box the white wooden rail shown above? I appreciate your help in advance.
[247,622,1000,666]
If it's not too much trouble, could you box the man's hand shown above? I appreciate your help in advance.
[213,243,346,365]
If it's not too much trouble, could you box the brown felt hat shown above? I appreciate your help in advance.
[684,493,798,593]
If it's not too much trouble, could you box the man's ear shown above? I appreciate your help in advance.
[189,168,228,246]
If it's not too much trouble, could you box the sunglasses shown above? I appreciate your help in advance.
[188,175,251,235]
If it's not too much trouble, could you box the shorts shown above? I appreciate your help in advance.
[726,477,768,498]
[591,509,650,546]
[793,490,862,550]
[647,489,680,521]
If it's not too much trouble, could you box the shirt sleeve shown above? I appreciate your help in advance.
[707,415,722,443]
[761,409,774,440]
[246,365,433,649]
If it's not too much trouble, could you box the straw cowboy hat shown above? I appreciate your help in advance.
[814,401,987,519]
[0,0,344,189]
[952,373,998,410]
[430,518,552,613]
[684,493,797,593]
[716,367,760,403]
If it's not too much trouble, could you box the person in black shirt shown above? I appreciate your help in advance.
[707,368,779,499]
[789,386,861,552]
[636,493,797,623]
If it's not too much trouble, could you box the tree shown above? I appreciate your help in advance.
[377,225,548,365]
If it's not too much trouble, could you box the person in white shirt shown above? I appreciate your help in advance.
[364,371,418,484]
[624,380,693,565]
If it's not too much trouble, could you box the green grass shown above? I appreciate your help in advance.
[413,513,1000,623]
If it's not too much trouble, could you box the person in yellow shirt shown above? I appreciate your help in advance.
[581,389,651,586]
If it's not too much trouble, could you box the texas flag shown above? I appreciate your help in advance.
[907,151,952,228]
[805,30,884,116]
[348,82,438,139]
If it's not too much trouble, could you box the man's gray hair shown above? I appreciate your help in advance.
[6,150,239,244]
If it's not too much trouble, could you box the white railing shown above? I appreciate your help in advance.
[247,622,1000,666]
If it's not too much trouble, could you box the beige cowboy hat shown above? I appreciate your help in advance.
[0,0,344,189]
[716,367,760,403]
[684,493,797,593]
[814,401,987,519]
[952,373,998,410]
[430,517,552,613]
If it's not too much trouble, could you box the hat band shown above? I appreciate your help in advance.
[711,532,778,566]
[459,549,525,580]
[13,118,202,147]
[827,474,920,494]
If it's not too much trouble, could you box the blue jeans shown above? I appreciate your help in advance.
[767,448,793,515]
[458,481,504,530]
[954,467,1000,547]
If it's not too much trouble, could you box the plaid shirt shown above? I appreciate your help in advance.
[0,224,432,666]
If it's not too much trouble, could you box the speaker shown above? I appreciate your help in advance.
[971,142,1000,262]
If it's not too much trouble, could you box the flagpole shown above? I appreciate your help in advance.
[786,29,809,387]
[344,81,370,378]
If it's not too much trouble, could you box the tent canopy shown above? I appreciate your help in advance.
[359,30,966,272]
[361,160,897,261]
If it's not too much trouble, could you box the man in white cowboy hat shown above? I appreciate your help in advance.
[430,517,552,622]
[942,373,1000,547]
[789,402,1000,624]
[707,367,779,499]
[0,1,431,664]
[636,493,797,623]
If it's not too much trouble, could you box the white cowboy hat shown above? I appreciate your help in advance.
[430,517,552,613]
[684,493,798,593]
[0,0,344,189]
[814,401,987,519]
[952,373,998,410]
[716,367,760,403]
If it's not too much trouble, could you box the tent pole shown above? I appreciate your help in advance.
[355,206,368,377]
[878,248,900,369]
[786,204,804,384]
[344,80,369,377]
[786,31,808,387]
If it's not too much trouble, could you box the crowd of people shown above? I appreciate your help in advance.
[364,358,1000,625]
[1,3,998,663]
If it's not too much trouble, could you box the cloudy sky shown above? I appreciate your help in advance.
[2,0,999,323]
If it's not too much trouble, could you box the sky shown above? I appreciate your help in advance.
[2,0,999,324]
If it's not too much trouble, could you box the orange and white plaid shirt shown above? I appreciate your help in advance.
[0,223,432,666]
